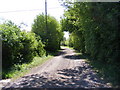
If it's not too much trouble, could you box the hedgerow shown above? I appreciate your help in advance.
[61,2,120,85]
[1,21,45,70]
[62,2,120,64]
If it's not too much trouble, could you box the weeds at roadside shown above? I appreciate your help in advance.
[2,56,53,80]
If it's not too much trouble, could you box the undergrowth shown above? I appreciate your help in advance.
[89,60,120,87]
[2,55,53,80]
[67,46,120,87]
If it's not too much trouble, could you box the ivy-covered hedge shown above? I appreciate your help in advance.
[1,21,46,70]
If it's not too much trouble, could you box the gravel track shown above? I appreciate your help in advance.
[3,47,112,88]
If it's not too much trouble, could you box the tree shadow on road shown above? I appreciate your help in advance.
[6,65,110,88]
[63,54,88,60]
[47,50,66,56]
[55,51,66,56]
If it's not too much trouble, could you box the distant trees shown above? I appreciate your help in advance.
[32,14,63,51]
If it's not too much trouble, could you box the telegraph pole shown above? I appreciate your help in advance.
[45,0,48,34]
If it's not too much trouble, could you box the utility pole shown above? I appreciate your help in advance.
[45,0,48,34]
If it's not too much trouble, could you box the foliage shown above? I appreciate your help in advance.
[32,14,63,51]
[61,2,120,85]
[61,37,69,46]
[61,2,120,63]
[2,56,52,79]
[1,21,45,71]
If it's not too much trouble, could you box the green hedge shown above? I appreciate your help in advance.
[1,21,46,70]
[62,2,120,64]
[61,2,120,84]
[61,2,120,85]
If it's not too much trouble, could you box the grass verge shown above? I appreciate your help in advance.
[2,55,53,80]
[76,52,120,87]
[88,60,120,87]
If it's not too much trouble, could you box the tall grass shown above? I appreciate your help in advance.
[2,56,53,80]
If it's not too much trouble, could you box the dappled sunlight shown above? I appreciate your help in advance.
[4,47,112,88]
[63,54,87,60]
[5,64,111,88]
[55,51,66,56]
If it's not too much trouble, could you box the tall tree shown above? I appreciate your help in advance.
[32,14,63,51]
[61,2,120,63]
[61,1,120,84]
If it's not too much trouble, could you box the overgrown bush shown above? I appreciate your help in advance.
[1,21,45,70]
[18,31,45,63]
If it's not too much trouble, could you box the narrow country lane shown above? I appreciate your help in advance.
[4,47,111,88]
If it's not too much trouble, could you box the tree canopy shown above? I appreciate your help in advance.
[32,14,63,51]
[61,2,120,84]
[61,2,120,63]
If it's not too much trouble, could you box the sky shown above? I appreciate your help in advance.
[0,0,65,30]
[0,0,118,39]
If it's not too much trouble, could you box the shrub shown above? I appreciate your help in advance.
[1,21,45,70]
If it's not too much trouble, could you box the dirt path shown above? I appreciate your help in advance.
[4,47,111,88]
